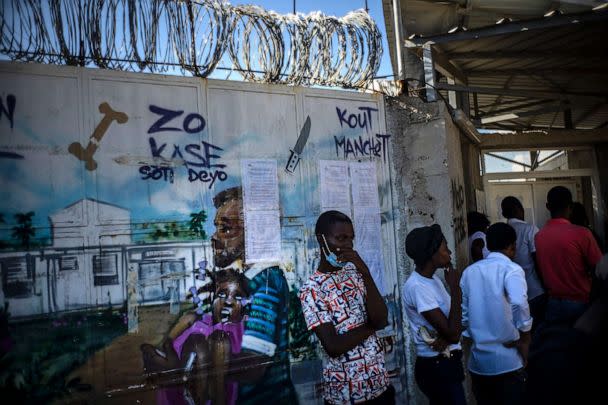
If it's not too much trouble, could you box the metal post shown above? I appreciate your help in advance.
[473,93,479,119]
[423,44,437,102]
[447,77,457,108]
[392,0,405,80]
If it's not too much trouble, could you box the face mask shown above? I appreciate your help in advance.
[321,234,347,268]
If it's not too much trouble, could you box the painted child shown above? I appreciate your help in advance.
[141,268,249,405]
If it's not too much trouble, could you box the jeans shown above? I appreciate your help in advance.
[529,294,547,331]
[544,297,588,325]
[415,350,467,405]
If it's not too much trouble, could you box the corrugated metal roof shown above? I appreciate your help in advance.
[437,14,607,130]
[383,1,608,131]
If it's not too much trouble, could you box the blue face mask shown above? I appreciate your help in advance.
[322,234,347,268]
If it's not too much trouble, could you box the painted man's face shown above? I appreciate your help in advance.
[211,198,245,268]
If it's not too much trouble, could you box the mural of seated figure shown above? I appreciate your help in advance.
[141,187,298,404]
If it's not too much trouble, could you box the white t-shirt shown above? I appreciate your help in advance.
[402,271,461,357]
[507,218,544,300]
[468,231,490,260]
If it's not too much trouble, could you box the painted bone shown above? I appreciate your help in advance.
[69,102,128,171]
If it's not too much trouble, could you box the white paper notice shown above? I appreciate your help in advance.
[244,210,281,263]
[350,161,380,209]
[241,159,281,263]
[319,160,350,210]
[354,208,385,295]
[241,159,279,210]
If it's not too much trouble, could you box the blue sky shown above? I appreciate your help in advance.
[211,0,393,80]
[0,1,394,81]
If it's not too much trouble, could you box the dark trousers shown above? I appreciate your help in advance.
[529,294,547,334]
[470,368,526,405]
[544,297,588,325]
[415,350,467,405]
[324,385,395,405]
[364,384,395,405]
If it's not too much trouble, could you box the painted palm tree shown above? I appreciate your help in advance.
[148,221,190,241]
[189,210,207,240]
[150,226,167,241]
[12,212,35,249]
[167,222,180,238]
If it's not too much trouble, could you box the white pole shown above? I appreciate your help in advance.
[392,0,405,80]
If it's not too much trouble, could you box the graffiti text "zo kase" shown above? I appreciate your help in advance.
[140,105,228,188]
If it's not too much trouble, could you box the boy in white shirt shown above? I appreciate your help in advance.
[460,222,533,405]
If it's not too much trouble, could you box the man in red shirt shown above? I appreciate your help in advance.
[535,186,603,324]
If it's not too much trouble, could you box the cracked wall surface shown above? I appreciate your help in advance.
[384,95,468,404]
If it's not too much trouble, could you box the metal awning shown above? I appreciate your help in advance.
[411,9,608,130]
[383,1,608,132]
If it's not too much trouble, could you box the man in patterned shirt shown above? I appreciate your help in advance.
[299,211,393,404]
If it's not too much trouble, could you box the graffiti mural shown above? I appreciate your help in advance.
[140,187,299,404]
[0,63,400,403]
[333,106,391,162]
[451,178,467,243]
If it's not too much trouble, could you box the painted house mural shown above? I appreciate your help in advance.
[0,62,401,403]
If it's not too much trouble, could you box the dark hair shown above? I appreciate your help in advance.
[570,202,589,227]
[486,223,517,251]
[405,224,445,266]
[501,196,523,219]
[547,186,572,214]
[214,268,250,296]
[315,210,353,238]
[194,267,250,297]
[467,211,490,235]
[214,186,242,209]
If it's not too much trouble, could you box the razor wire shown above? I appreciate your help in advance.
[0,0,383,88]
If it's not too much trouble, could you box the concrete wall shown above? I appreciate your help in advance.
[0,62,404,403]
[0,61,472,404]
[384,95,468,403]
